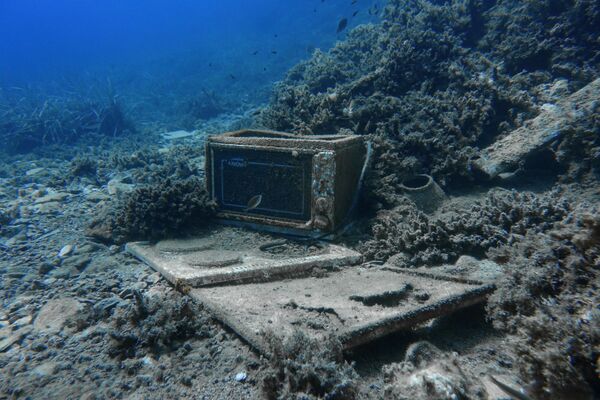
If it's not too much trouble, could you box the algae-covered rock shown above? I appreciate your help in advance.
[87,177,215,244]
[486,208,600,399]
[360,189,570,265]
[260,0,600,205]
[261,330,358,400]
[383,341,485,400]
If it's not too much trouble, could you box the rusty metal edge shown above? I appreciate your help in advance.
[383,266,491,286]
[208,129,361,151]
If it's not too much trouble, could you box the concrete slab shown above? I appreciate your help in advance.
[474,78,600,178]
[126,229,362,287]
[189,267,495,354]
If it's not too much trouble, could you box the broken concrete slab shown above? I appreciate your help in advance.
[189,267,494,354]
[126,233,362,287]
[474,78,600,179]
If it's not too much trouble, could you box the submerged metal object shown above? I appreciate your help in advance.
[127,231,493,355]
[205,129,367,236]
[189,267,494,354]
[126,226,362,287]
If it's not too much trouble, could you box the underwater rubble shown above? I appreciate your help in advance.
[0,0,599,399]
[260,0,600,205]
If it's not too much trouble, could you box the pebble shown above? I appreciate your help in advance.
[235,371,247,382]
[6,231,27,246]
[77,243,102,254]
[25,167,45,177]
[11,315,32,328]
[0,326,32,352]
[59,244,74,258]
[32,202,61,215]
[32,362,58,378]
[31,188,47,198]
[86,191,109,203]
[61,255,92,271]
[146,272,162,285]
[35,192,69,204]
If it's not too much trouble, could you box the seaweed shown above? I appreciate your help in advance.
[69,156,99,179]
[260,0,600,205]
[383,341,485,399]
[108,291,211,358]
[179,88,227,129]
[87,177,216,244]
[0,87,135,154]
[360,189,570,265]
[486,209,600,398]
[261,331,358,400]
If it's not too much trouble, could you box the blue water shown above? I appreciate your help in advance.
[0,0,379,98]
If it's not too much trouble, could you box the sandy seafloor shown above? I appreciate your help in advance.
[0,121,597,399]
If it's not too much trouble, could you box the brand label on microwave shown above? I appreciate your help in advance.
[226,158,247,168]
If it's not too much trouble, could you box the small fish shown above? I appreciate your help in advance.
[271,50,278,54]
[274,34,278,38]
[252,50,259,55]
[229,74,236,80]
[244,194,263,212]
[336,18,348,33]
[352,10,359,17]
[351,0,357,4]
[208,62,213,67]
[489,376,533,400]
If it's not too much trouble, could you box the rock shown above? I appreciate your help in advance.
[58,244,74,258]
[146,272,161,285]
[86,191,109,203]
[6,231,27,246]
[11,315,32,329]
[50,266,79,279]
[61,254,91,271]
[32,362,58,378]
[35,192,69,204]
[0,326,32,352]
[235,371,247,382]
[33,298,82,334]
[107,179,134,196]
[455,255,503,282]
[32,201,61,214]
[31,188,47,198]
[549,79,570,98]
[26,167,45,177]
[383,342,483,399]
[77,243,102,255]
